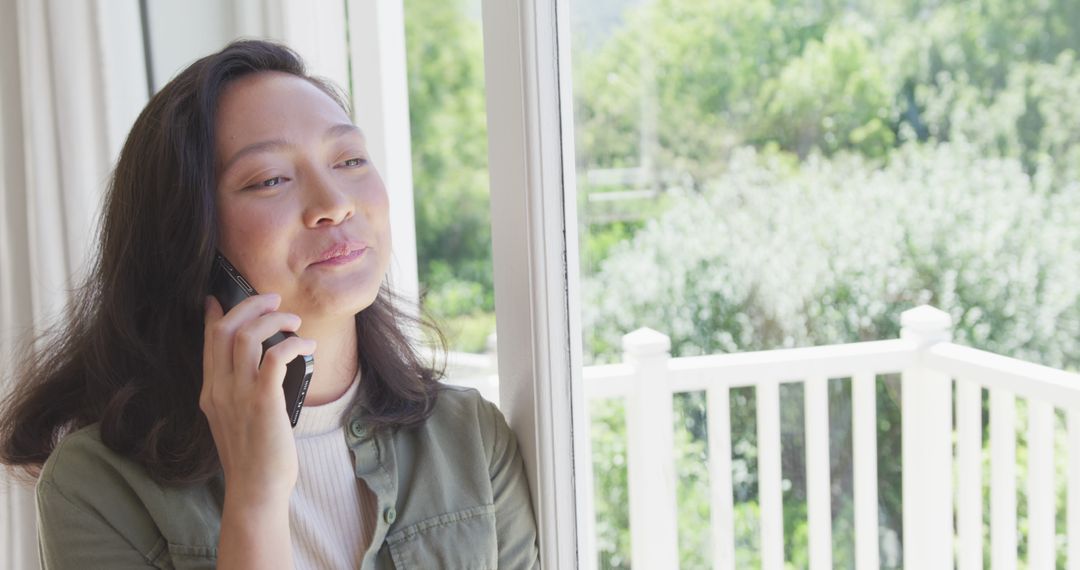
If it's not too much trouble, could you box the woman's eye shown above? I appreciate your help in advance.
[341,157,367,168]
[248,176,285,189]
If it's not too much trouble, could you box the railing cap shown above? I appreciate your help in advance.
[900,305,953,343]
[622,327,671,355]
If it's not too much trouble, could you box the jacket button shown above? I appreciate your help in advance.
[349,420,366,439]
[383,506,397,524]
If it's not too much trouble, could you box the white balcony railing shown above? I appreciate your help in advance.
[445,305,1080,569]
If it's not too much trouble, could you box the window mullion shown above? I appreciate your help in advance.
[481,0,585,567]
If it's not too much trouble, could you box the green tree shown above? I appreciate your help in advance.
[754,24,896,159]
[404,0,494,332]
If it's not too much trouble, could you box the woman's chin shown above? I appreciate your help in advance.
[301,286,380,320]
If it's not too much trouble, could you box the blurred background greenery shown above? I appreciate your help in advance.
[404,0,1080,567]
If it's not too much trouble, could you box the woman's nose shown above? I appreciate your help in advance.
[303,171,354,227]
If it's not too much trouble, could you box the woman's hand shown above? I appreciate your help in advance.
[203,293,310,569]
[201,293,316,502]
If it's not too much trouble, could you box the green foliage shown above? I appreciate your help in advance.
[584,142,1080,366]
[918,52,1080,186]
[573,0,1080,184]
[733,501,763,568]
[755,24,896,159]
[590,399,632,569]
[581,221,643,277]
[779,384,810,569]
[573,0,835,185]
[435,311,496,354]
[405,0,494,326]
[674,392,710,569]
[877,375,904,568]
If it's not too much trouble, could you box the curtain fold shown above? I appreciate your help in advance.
[1,1,146,568]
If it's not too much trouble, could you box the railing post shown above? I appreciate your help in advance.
[622,328,679,569]
[900,305,954,570]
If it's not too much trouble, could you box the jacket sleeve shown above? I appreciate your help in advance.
[483,401,541,569]
[37,479,163,569]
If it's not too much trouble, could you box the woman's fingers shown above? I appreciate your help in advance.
[258,336,317,389]
[201,293,309,416]
[207,293,279,375]
[232,311,304,384]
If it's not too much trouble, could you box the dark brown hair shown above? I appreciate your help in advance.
[0,40,444,485]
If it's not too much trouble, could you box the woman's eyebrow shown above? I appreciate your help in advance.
[324,123,363,140]
[221,123,364,175]
[221,139,289,175]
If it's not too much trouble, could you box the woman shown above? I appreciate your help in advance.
[0,40,538,569]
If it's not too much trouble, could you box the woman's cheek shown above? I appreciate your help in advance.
[218,202,291,277]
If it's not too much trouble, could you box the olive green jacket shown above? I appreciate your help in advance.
[35,386,540,569]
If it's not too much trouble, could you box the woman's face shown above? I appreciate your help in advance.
[214,71,391,320]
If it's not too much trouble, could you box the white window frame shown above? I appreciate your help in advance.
[480,0,588,567]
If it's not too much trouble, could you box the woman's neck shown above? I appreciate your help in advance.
[296,316,359,406]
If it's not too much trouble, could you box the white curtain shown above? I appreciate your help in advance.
[0,1,147,568]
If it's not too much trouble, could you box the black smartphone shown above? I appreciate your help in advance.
[210,253,314,427]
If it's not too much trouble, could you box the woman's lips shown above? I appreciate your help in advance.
[311,243,368,266]
[313,248,367,266]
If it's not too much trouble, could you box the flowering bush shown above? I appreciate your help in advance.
[584,143,1080,369]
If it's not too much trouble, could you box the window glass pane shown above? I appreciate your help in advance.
[404,0,500,405]
[569,0,1080,567]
